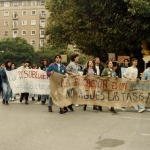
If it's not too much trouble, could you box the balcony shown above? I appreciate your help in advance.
[12,26,18,30]
[13,15,18,20]
[39,24,45,28]
[40,14,46,19]
[39,35,44,38]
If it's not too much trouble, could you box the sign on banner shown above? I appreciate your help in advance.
[50,72,150,107]
[108,53,116,61]
[6,68,50,94]
[61,55,67,63]
[118,56,130,63]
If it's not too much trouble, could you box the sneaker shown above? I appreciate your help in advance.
[12,98,14,101]
[138,108,145,113]
[121,107,126,111]
[75,104,79,107]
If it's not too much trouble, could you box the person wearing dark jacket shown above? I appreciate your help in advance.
[47,55,68,114]
[19,60,31,105]
[93,57,104,76]
[93,57,104,111]
[0,60,12,105]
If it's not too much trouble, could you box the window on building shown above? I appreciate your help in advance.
[4,21,9,26]
[40,20,45,27]
[4,2,10,7]
[22,11,27,16]
[4,31,8,36]
[13,1,18,7]
[41,10,45,15]
[13,30,18,37]
[41,1,45,6]
[40,39,44,46]
[22,20,27,25]
[31,1,36,6]
[13,12,18,19]
[31,10,36,15]
[31,40,35,44]
[13,21,18,28]
[22,1,28,6]
[22,30,27,35]
[40,30,45,38]
[31,30,36,35]
[31,20,36,25]
[4,12,9,16]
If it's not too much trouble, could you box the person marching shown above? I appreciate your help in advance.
[10,63,17,101]
[0,60,12,105]
[40,59,49,104]
[93,57,104,111]
[47,55,68,114]
[123,58,145,113]
[31,64,38,101]
[141,60,150,112]
[66,54,80,111]
[119,59,130,111]
[101,61,117,113]
[19,60,31,105]
[83,60,100,111]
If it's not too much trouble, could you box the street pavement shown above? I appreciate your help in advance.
[0,95,150,150]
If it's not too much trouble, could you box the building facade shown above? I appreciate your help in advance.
[0,0,48,51]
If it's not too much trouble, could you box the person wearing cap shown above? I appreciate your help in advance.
[19,60,31,105]
[47,54,68,114]
[0,60,12,105]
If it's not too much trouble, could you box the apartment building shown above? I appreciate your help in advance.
[0,0,49,51]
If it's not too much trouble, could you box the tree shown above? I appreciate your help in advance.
[45,0,150,62]
[34,44,87,66]
[0,37,35,65]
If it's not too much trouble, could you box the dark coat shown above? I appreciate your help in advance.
[93,64,104,76]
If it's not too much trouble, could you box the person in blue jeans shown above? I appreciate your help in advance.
[0,60,12,105]
[47,55,68,114]
[123,58,145,113]
[141,60,150,112]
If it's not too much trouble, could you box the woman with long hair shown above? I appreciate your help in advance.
[83,60,99,111]
[101,61,117,113]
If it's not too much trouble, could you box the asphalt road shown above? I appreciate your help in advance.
[0,96,150,150]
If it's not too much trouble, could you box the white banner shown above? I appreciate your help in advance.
[6,68,50,94]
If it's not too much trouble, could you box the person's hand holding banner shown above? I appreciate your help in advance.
[50,71,54,75]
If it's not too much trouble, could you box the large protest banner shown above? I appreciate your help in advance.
[6,68,50,95]
[50,72,150,107]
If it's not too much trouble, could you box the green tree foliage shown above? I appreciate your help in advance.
[0,37,34,65]
[45,0,150,61]
[0,37,87,67]
[34,45,87,66]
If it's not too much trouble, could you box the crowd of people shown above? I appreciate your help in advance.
[0,54,150,114]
